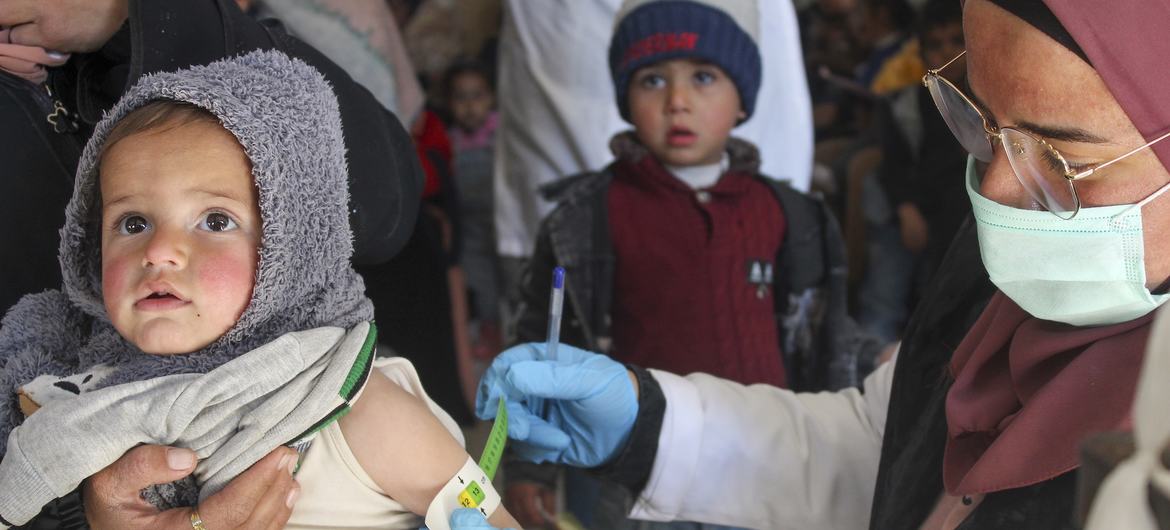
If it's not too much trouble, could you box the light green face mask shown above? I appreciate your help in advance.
[966,156,1170,326]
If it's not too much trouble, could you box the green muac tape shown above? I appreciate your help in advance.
[478,397,508,480]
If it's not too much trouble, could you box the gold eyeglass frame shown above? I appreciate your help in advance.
[923,50,1170,219]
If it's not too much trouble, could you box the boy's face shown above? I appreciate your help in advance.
[921,21,965,70]
[627,59,744,167]
[450,72,494,134]
[99,120,261,355]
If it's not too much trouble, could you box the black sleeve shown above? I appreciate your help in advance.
[109,0,423,264]
[423,146,463,266]
[873,97,916,210]
[589,365,666,496]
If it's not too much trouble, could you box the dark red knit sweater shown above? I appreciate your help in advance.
[607,152,788,387]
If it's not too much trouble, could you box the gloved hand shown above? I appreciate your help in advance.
[422,508,516,530]
[476,343,638,467]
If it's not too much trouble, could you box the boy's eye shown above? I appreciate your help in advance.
[694,70,717,85]
[118,215,149,235]
[200,212,239,232]
[638,74,666,89]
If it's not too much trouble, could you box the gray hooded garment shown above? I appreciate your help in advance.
[0,50,376,525]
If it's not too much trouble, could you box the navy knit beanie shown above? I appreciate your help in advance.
[609,0,762,122]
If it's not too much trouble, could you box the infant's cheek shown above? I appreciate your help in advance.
[100,256,132,307]
[198,251,257,312]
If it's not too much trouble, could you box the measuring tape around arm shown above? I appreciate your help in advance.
[424,397,509,529]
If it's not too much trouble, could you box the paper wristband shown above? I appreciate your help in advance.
[423,456,502,530]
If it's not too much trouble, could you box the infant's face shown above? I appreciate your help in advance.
[99,120,261,355]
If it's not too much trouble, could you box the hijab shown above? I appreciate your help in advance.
[945,0,1170,495]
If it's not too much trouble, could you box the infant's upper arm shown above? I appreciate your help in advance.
[338,371,468,516]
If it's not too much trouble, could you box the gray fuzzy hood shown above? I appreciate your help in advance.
[1,50,374,450]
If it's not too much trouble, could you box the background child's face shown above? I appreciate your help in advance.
[99,120,261,355]
[450,72,495,133]
[921,21,965,71]
[627,59,744,167]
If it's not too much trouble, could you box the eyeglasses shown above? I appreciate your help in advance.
[923,51,1170,219]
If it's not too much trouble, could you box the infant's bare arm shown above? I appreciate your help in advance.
[340,372,521,528]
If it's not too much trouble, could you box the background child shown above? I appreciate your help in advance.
[505,0,883,528]
[0,50,518,530]
[445,61,504,361]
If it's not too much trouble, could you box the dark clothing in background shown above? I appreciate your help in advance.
[451,119,501,324]
[357,212,474,426]
[415,108,463,264]
[876,84,970,275]
[0,72,83,318]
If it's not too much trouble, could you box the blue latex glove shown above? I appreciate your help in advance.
[476,343,638,467]
[420,508,516,530]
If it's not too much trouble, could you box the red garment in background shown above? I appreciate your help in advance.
[413,109,453,199]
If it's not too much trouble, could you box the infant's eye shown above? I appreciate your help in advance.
[118,215,149,235]
[200,212,239,232]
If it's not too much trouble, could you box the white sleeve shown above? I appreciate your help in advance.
[630,357,896,530]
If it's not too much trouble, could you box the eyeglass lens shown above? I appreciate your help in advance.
[926,74,1079,218]
[925,75,994,162]
[999,128,1079,218]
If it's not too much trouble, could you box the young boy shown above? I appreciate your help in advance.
[0,51,518,530]
[507,0,883,527]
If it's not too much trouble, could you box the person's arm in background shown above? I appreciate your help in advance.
[479,344,895,530]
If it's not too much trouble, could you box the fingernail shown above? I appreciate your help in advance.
[166,448,196,470]
[45,51,67,60]
[278,453,296,475]
[286,488,300,508]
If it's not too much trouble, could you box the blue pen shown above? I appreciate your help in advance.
[546,267,565,361]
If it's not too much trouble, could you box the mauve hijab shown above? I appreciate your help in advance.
[943,0,1170,495]
[1046,0,1170,172]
